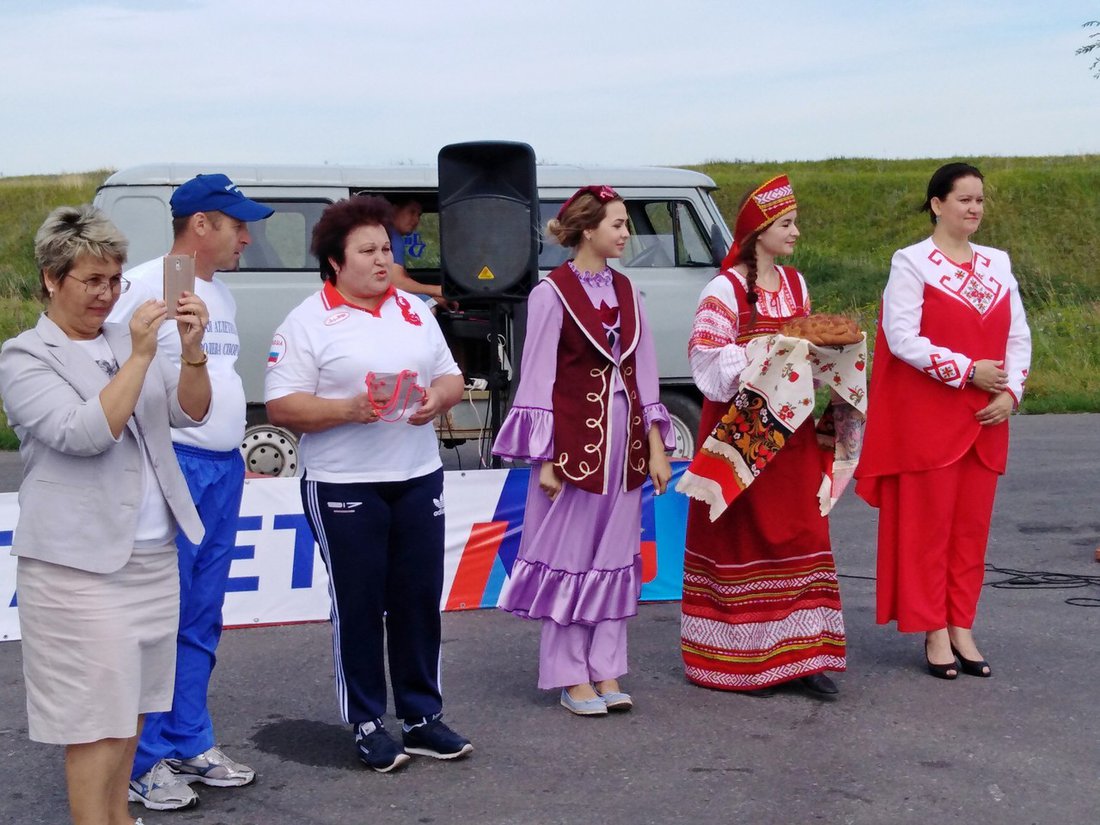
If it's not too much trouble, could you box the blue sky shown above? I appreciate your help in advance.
[2,1,1098,175]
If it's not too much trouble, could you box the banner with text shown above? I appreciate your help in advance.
[0,465,689,642]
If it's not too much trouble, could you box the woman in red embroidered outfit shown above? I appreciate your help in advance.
[681,175,846,698]
[855,163,1031,679]
[493,186,674,716]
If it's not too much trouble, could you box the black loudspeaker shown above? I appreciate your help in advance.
[438,141,539,301]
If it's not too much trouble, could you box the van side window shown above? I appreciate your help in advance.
[537,201,570,269]
[239,200,329,270]
[626,201,714,268]
[537,199,715,269]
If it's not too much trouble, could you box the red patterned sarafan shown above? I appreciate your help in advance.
[394,294,423,326]
[923,352,961,382]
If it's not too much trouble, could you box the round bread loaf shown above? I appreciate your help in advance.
[780,313,863,346]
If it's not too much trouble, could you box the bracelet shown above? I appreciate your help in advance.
[181,352,208,367]
[966,365,976,384]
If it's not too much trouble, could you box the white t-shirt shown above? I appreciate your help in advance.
[264,283,461,483]
[109,256,247,451]
[73,336,174,545]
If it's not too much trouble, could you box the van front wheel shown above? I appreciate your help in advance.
[240,424,301,477]
[659,391,701,459]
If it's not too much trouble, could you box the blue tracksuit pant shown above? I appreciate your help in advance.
[133,444,245,778]
[300,469,445,725]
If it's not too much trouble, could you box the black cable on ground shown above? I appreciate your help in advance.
[837,565,1100,608]
[984,563,1100,608]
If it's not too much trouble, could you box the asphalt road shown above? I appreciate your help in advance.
[0,414,1097,825]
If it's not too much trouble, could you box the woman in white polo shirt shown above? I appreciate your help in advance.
[264,196,471,773]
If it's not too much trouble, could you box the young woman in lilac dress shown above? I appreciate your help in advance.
[493,185,674,716]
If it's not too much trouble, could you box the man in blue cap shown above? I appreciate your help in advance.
[109,173,274,811]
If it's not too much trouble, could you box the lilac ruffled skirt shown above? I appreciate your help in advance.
[499,392,643,626]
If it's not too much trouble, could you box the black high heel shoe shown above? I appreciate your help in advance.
[925,641,959,680]
[951,645,992,677]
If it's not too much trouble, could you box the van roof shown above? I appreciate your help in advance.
[98,163,717,191]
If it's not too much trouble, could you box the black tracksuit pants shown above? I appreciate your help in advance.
[301,469,445,725]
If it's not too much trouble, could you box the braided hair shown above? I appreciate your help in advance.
[733,227,764,327]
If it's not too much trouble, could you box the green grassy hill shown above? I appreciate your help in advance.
[0,159,1096,449]
[692,156,1100,308]
[692,157,1100,412]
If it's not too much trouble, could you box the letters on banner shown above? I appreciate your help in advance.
[0,465,690,642]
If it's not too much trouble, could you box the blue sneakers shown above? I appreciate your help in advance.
[355,722,411,773]
[402,718,474,760]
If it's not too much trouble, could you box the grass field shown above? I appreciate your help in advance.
[0,158,1097,448]
[692,156,1100,414]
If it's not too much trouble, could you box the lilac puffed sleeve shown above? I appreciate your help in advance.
[492,282,562,461]
[635,294,675,452]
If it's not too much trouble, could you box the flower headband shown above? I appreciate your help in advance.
[556,185,621,219]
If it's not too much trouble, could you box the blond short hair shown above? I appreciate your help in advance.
[34,205,128,298]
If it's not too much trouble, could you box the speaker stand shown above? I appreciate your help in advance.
[483,301,514,470]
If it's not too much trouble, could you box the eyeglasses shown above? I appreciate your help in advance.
[67,274,131,296]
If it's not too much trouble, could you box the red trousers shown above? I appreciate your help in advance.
[872,447,1000,631]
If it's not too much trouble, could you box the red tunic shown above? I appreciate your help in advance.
[856,269,1010,486]
[856,239,1030,497]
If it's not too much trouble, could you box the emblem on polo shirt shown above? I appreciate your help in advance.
[395,294,423,327]
[324,311,350,326]
[267,333,287,367]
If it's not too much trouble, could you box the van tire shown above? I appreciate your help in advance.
[240,424,301,477]
[659,390,701,459]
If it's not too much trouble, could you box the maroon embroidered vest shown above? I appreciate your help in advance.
[545,263,648,494]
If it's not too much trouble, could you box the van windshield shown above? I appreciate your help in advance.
[239,200,328,271]
[537,199,715,269]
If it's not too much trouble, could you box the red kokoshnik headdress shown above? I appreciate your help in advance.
[719,174,797,271]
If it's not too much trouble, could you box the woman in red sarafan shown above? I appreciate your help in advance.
[855,163,1031,680]
[680,175,846,698]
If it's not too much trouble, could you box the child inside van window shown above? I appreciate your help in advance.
[492,185,674,716]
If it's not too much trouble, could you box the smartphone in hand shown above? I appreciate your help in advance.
[163,254,196,318]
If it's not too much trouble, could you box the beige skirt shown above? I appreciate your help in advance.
[16,546,179,745]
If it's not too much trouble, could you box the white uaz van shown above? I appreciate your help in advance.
[94,163,734,471]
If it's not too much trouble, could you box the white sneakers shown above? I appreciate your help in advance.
[129,747,254,810]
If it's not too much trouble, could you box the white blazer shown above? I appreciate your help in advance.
[0,314,206,573]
